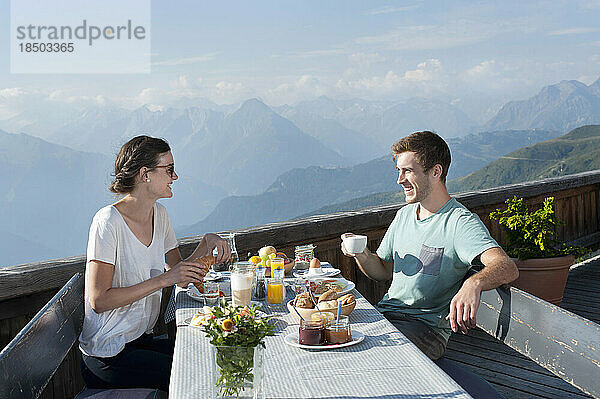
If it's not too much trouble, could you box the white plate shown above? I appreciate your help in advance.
[293,268,341,278]
[183,308,269,327]
[283,331,364,350]
[186,285,226,302]
[308,277,355,295]
[186,285,206,301]
[203,271,224,281]
[341,279,355,295]
[183,315,204,328]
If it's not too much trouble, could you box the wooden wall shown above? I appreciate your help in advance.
[1,170,599,398]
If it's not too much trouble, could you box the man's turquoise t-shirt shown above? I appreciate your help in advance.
[376,198,498,342]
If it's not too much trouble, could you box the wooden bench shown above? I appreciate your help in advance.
[0,273,166,399]
[452,264,600,399]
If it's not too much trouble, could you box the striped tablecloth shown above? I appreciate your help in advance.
[168,285,472,398]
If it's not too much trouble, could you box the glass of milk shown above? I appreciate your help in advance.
[231,262,253,307]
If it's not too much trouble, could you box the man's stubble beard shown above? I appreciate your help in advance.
[406,176,433,204]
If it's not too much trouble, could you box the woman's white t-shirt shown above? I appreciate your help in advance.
[79,202,178,358]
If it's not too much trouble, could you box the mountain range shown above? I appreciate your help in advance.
[282,96,476,147]
[484,79,600,133]
[447,125,600,193]
[0,130,114,266]
[0,94,492,233]
[179,128,561,234]
[320,125,600,213]
[2,76,600,266]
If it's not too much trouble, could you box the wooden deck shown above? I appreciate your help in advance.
[445,256,600,399]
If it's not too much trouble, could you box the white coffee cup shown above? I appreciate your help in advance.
[342,234,367,254]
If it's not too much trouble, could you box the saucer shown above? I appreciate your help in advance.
[284,331,364,350]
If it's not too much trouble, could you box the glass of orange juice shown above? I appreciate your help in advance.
[270,257,284,275]
[267,276,284,305]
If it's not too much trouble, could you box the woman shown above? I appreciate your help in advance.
[79,135,230,391]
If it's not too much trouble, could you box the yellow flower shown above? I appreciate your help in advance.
[222,318,234,332]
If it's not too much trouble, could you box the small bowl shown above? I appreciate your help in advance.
[286,299,356,321]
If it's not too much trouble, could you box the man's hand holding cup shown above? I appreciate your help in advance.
[341,233,368,257]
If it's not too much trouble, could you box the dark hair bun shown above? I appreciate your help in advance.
[110,136,171,194]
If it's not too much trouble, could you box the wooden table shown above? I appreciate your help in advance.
[168,281,473,398]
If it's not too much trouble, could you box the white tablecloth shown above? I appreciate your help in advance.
[168,284,472,399]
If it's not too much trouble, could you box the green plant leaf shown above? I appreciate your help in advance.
[489,196,590,260]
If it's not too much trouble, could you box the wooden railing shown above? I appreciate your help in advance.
[1,170,599,398]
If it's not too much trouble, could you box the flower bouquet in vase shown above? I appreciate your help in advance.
[202,299,276,398]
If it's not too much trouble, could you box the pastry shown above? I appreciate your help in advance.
[316,299,338,310]
[294,292,315,309]
[196,255,215,269]
[192,255,216,293]
[339,293,355,306]
[318,289,338,303]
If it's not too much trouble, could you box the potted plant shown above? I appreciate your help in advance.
[201,299,276,398]
[489,196,589,305]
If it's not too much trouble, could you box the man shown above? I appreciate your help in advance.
[342,131,519,360]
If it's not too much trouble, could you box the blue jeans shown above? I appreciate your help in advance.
[81,334,174,392]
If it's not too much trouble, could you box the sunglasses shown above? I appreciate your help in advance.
[152,164,176,178]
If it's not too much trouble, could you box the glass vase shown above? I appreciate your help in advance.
[212,345,265,399]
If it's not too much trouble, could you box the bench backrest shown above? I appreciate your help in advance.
[476,283,600,398]
[0,273,84,399]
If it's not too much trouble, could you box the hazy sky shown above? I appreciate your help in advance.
[1,0,599,120]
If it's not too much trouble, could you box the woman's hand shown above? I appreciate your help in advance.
[203,233,232,263]
[162,260,208,287]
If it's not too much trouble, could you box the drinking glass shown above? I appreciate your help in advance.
[294,244,315,271]
[271,266,284,280]
[270,257,284,274]
[231,263,253,307]
[292,278,308,296]
[213,232,238,272]
[204,282,220,306]
[267,276,284,305]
